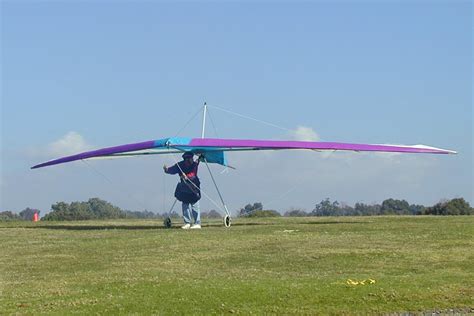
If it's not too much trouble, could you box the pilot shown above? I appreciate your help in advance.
[163,151,201,229]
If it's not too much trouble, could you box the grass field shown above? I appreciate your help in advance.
[1,216,473,314]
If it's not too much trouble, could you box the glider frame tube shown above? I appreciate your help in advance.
[203,158,231,227]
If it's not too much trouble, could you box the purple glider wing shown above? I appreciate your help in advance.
[187,138,457,155]
[31,137,456,169]
[31,139,168,169]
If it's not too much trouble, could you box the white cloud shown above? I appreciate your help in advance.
[288,126,320,141]
[46,131,93,157]
[27,132,94,160]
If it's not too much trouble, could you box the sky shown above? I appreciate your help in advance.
[1,1,472,216]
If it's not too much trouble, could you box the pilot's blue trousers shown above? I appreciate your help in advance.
[182,201,201,225]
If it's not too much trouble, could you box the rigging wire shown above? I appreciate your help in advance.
[163,162,166,213]
[206,107,220,138]
[79,104,307,218]
[168,104,207,216]
[205,104,310,213]
[208,104,292,133]
[261,182,300,210]
[81,160,151,211]
[169,153,227,215]
[164,154,179,215]
[264,189,297,209]
[173,106,204,138]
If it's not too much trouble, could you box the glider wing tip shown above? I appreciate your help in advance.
[439,148,457,154]
[31,162,49,169]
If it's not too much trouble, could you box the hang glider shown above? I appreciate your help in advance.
[31,136,456,170]
[30,104,457,228]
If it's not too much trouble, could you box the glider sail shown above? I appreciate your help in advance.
[31,137,457,169]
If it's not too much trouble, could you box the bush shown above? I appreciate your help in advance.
[424,198,472,215]
[239,202,263,217]
[284,209,308,217]
[201,209,222,219]
[0,211,22,221]
[19,208,40,221]
[43,198,126,221]
[246,210,281,218]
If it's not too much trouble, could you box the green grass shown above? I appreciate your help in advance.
[1,216,473,314]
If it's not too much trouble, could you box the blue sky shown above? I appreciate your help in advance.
[1,1,472,215]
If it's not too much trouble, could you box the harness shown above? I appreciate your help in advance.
[174,161,201,204]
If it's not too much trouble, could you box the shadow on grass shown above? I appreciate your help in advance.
[301,221,370,225]
[28,225,168,230]
[26,222,273,230]
[2,219,369,231]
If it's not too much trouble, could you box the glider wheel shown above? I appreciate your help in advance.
[224,215,231,228]
[163,217,172,229]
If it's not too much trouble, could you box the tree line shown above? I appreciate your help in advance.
[0,208,40,221]
[239,198,473,217]
[0,198,223,221]
[1,197,472,221]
